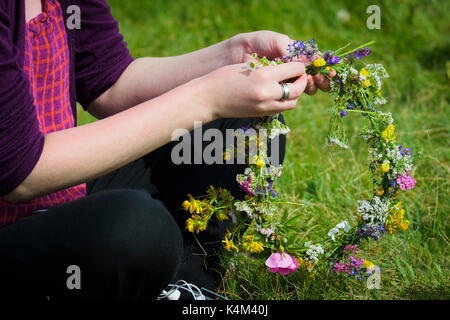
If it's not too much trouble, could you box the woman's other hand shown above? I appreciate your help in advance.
[229,31,332,95]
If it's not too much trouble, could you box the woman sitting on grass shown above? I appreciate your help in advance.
[0,0,330,299]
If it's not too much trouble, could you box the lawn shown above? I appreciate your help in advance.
[77,0,449,299]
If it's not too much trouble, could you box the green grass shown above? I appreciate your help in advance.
[78,0,449,299]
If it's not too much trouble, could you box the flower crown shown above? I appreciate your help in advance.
[182,39,416,281]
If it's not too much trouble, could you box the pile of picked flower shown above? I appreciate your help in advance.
[181,39,416,282]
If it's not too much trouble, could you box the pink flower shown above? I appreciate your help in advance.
[333,263,345,273]
[236,173,255,197]
[265,252,298,275]
[396,171,416,191]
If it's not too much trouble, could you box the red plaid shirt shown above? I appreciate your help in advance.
[0,0,86,225]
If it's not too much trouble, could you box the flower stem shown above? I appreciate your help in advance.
[346,109,376,115]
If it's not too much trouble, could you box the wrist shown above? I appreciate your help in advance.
[184,75,220,123]
[228,33,249,64]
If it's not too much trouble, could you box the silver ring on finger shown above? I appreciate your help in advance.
[280,82,290,101]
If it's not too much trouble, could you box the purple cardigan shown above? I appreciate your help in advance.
[0,0,134,196]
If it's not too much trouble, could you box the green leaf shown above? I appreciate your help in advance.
[284,214,303,226]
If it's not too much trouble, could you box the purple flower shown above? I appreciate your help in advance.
[352,47,371,60]
[323,51,341,65]
[355,224,384,241]
[340,110,347,118]
[236,173,255,197]
[255,181,277,198]
[398,145,412,157]
[330,55,340,64]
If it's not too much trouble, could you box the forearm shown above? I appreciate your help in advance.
[89,36,242,118]
[5,78,214,203]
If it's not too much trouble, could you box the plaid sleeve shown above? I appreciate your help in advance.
[0,4,44,196]
[73,0,135,110]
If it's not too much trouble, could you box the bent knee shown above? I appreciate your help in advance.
[88,189,183,273]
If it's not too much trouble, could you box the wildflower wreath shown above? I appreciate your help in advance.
[182,39,416,280]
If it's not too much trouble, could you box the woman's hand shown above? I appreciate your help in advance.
[199,61,308,119]
[230,31,332,95]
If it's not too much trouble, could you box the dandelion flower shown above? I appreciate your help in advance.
[381,162,390,173]
[313,58,327,67]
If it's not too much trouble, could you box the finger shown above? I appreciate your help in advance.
[272,34,291,58]
[271,73,307,102]
[263,61,306,82]
[288,73,308,99]
[314,74,331,92]
[270,75,306,111]
[270,98,298,113]
[304,75,317,95]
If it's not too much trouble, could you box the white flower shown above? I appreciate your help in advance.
[336,221,351,232]
[269,165,283,180]
[305,244,324,263]
[328,220,351,241]
[269,127,290,139]
[256,224,275,239]
[234,201,255,218]
[326,138,349,149]
[374,96,387,105]
[357,196,390,225]
[328,228,340,241]
[247,61,257,71]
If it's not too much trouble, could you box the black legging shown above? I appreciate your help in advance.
[0,117,286,300]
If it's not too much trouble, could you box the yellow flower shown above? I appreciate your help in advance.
[360,68,370,78]
[197,221,207,233]
[249,241,264,253]
[182,196,203,214]
[188,201,198,214]
[381,124,396,142]
[217,211,229,221]
[304,260,316,274]
[384,223,394,234]
[400,220,410,231]
[222,232,239,252]
[326,66,332,71]
[376,186,385,196]
[256,157,265,168]
[186,218,195,233]
[313,58,326,67]
[364,259,375,270]
[182,200,191,212]
[381,162,390,173]
[362,79,371,87]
